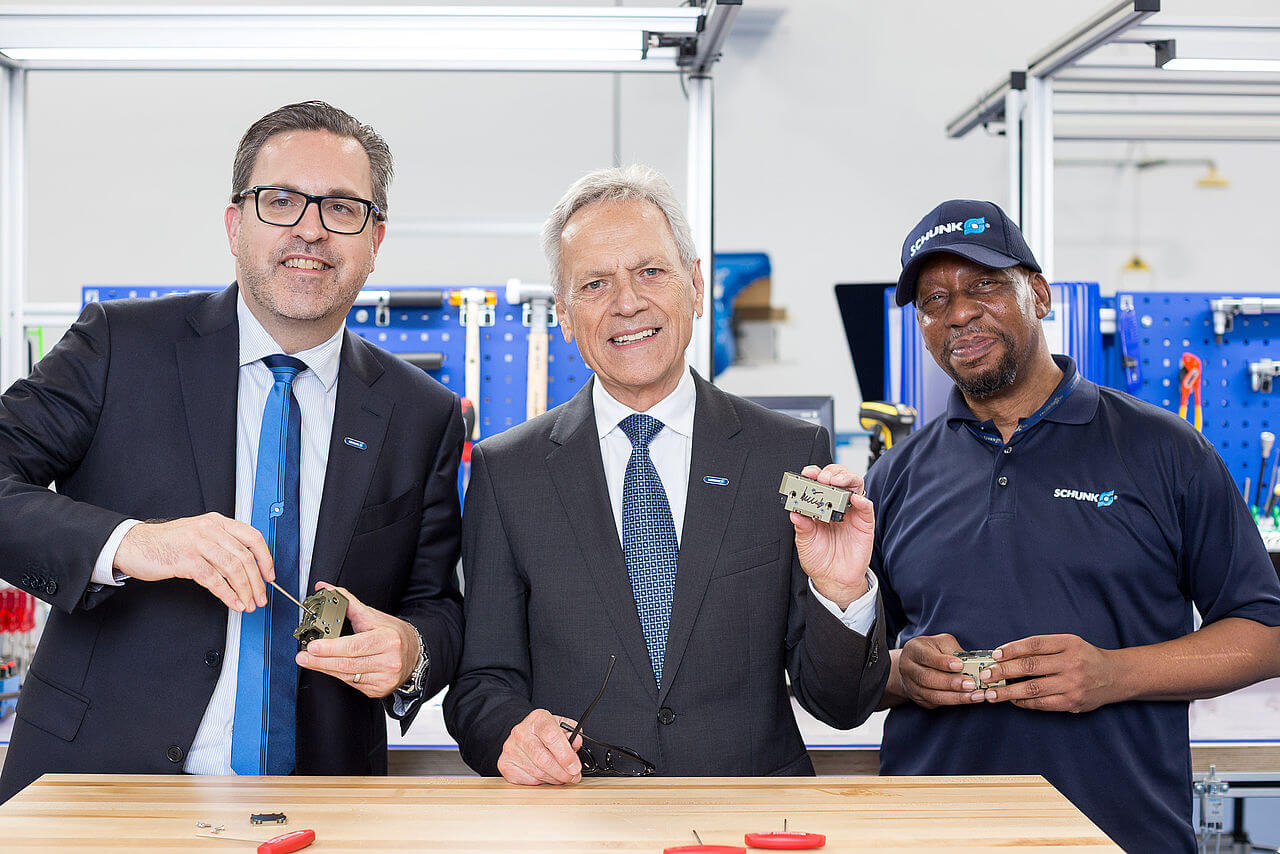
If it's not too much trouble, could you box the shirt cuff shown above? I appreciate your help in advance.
[809,570,879,636]
[90,519,143,586]
[391,683,427,718]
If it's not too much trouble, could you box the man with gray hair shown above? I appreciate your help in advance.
[0,100,464,801]
[444,164,887,783]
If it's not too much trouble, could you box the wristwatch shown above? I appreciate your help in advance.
[397,625,430,695]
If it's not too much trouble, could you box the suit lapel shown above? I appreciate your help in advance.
[547,380,658,699]
[310,333,390,589]
[659,372,746,702]
[176,286,239,516]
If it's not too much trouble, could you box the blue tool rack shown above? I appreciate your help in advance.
[83,284,594,442]
[1107,291,1280,492]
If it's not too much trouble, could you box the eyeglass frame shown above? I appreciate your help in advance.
[559,722,656,777]
[558,654,656,778]
[235,185,384,235]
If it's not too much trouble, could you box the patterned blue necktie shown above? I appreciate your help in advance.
[231,354,305,775]
[619,413,679,687]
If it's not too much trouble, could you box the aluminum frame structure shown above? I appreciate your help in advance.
[0,2,741,387]
[946,0,1280,281]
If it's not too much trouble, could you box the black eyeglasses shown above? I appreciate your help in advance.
[237,186,382,235]
[560,655,656,778]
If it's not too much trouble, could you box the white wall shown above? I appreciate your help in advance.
[19,0,1280,436]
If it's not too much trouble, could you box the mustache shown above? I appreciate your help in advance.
[275,242,337,266]
[943,325,1012,356]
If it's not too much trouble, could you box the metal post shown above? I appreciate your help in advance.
[1024,75,1055,280]
[0,66,25,389]
[685,72,714,379]
[1004,87,1023,227]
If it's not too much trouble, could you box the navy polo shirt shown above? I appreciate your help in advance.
[867,356,1280,854]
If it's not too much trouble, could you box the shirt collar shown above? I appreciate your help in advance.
[593,366,697,440]
[945,354,1099,429]
[236,291,343,392]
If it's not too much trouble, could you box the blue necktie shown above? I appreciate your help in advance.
[619,413,679,687]
[231,354,305,775]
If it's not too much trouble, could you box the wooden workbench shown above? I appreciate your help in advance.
[0,774,1118,852]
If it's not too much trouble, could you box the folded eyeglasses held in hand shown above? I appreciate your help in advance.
[559,654,657,777]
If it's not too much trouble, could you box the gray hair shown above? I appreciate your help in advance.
[541,164,697,298]
[231,100,394,219]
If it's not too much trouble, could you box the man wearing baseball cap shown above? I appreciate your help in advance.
[865,199,1280,852]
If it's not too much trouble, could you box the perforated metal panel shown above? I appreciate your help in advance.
[1117,291,1280,494]
[83,284,594,440]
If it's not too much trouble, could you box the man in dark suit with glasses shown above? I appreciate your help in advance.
[0,101,465,801]
[444,165,888,783]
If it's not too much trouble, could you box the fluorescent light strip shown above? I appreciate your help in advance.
[1163,57,1280,73]
[0,46,649,63]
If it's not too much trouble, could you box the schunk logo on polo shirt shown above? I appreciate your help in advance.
[1053,488,1117,508]
[908,217,989,256]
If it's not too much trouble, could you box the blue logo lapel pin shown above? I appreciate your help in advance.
[703,475,729,486]
[344,437,367,450]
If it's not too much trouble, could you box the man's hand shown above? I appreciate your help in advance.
[113,513,273,612]
[295,582,422,698]
[981,634,1121,713]
[898,633,988,708]
[497,710,585,786]
[791,463,874,609]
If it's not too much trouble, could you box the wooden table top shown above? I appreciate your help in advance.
[0,774,1119,852]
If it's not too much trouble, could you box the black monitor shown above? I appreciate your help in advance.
[834,282,894,402]
[746,396,835,457]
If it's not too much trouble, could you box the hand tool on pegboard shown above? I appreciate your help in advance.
[1117,294,1142,393]
[506,279,556,420]
[1255,432,1275,512]
[451,288,496,440]
[1178,352,1203,433]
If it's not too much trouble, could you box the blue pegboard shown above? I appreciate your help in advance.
[1115,291,1280,495]
[83,284,593,441]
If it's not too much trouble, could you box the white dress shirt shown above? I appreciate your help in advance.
[591,369,878,635]
[93,294,343,774]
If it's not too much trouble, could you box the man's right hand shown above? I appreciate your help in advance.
[112,513,273,612]
[898,633,988,708]
[497,709,585,786]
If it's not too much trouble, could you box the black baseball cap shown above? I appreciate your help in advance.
[895,199,1041,307]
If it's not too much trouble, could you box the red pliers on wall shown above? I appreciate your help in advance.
[1178,352,1203,432]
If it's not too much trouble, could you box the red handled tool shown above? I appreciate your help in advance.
[195,826,315,853]
[745,831,826,849]
[745,819,825,849]
[1178,352,1203,432]
[665,830,746,854]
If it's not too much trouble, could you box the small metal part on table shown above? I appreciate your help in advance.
[250,812,287,825]
[955,650,1006,689]
[778,472,852,523]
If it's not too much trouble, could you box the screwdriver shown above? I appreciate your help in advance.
[1256,432,1275,511]
[267,579,314,617]
[195,827,315,853]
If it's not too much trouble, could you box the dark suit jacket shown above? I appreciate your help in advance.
[0,284,465,802]
[443,372,887,776]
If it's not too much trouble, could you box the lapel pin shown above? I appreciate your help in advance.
[703,476,729,486]
[344,437,367,450]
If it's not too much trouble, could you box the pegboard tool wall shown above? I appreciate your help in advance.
[1116,290,1280,493]
[82,285,592,441]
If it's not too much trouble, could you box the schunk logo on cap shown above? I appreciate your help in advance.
[1053,488,1117,508]
[909,216,989,256]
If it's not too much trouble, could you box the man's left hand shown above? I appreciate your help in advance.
[980,634,1122,713]
[295,582,421,698]
[791,463,874,610]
